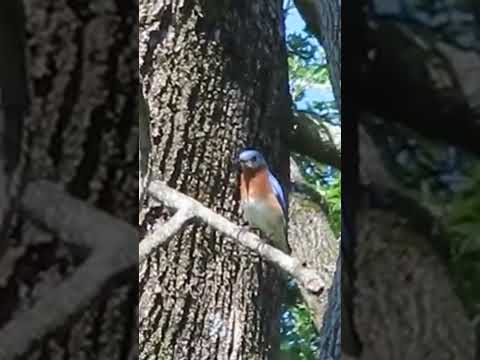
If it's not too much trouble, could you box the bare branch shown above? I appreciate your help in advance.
[139,206,194,263]
[0,255,113,359]
[21,181,137,254]
[0,180,137,358]
[146,181,325,293]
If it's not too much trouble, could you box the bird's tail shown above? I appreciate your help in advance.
[273,226,290,254]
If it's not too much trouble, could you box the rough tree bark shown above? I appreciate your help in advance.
[289,159,338,328]
[0,1,138,358]
[139,0,291,359]
[288,159,339,358]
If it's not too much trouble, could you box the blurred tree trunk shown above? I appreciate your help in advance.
[0,0,28,254]
[139,0,291,359]
[0,1,138,358]
[339,1,478,358]
[353,121,475,360]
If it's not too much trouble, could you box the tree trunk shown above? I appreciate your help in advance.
[289,2,342,359]
[288,159,338,328]
[139,1,291,359]
[339,2,479,357]
[0,1,138,358]
[0,1,28,254]
[288,159,340,358]
[354,207,474,360]
[353,120,475,360]
[318,255,341,359]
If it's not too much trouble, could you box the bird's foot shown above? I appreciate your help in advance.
[236,225,251,241]
[236,225,262,240]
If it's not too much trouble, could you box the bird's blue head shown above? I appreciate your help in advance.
[237,149,267,170]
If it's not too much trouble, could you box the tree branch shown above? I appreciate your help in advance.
[0,255,114,359]
[144,181,325,294]
[139,206,194,263]
[289,110,341,169]
[0,180,137,359]
[21,181,137,253]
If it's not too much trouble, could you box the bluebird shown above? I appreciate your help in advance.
[236,149,290,254]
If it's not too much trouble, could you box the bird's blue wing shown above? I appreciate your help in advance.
[268,171,287,216]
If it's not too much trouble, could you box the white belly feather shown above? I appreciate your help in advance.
[241,199,288,253]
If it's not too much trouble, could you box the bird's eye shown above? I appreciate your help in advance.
[251,156,257,161]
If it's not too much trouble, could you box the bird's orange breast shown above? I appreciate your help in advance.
[240,167,272,201]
